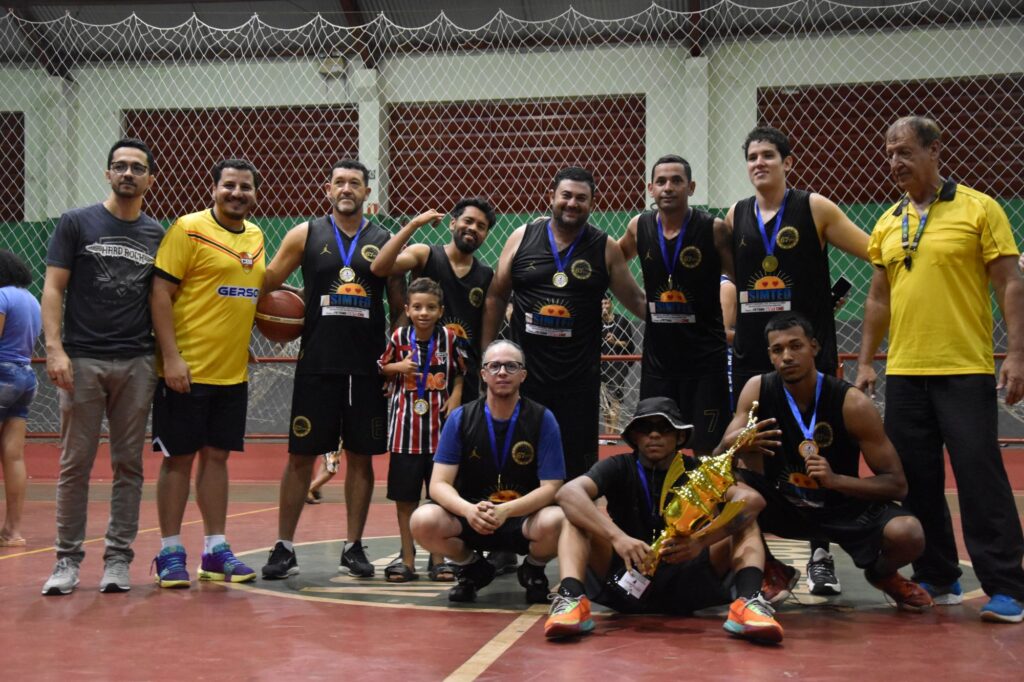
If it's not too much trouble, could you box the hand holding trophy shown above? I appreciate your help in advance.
[642,401,759,576]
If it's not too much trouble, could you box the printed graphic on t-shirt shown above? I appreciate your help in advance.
[524,300,575,338]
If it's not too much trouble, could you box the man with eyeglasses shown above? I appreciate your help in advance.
[411,340,566,604]
[41,138,165,596]
[857,116,1024,623]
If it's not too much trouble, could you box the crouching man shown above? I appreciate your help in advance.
[411,340,565,603]
[546,396,783,643]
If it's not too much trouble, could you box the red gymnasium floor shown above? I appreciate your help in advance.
[2,442,1023,681]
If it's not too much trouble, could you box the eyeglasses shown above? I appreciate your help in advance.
[630,420,677,435]
[482,360,525,375]
[110,162,149,176]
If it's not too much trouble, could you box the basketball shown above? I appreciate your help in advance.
[255,290,304,343]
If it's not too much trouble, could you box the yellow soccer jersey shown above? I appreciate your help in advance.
[154,209,266,384]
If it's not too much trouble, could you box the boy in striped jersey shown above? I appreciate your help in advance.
[379,277,465,581]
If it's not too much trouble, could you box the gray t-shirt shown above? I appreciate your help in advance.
[45,203,165,358]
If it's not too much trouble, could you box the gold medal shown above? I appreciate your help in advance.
[489,488,521,503]
[339,267,356,282]
[762,255,778,272]
[798,439,819,459]
[552,271,569,288]
[413,398,429,415]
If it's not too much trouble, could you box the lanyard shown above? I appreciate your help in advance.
[754,189,790,257]
[485,401,522,482]
[413,332,436,399]
[329,215,366,270]
[783,371,824,440]
[656,210,691,282]
[900,208,929,271]
[546,220,586,275]
[635,458,657,521]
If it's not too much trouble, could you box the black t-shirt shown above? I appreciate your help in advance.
[636,209,727,377]
[586,452,694,544]
[510,219,609,386]
[417,245,493,397]
[732,189,837,376]
[756,371,859,511]
[296,215,391,375]
[45,203,165,358]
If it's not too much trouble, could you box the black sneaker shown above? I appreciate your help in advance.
[262,542,300,580]
[518,560,550,604]
[806,548,841,596]
[340,542,375,578]
[487,550,519,576]
[448,556,497,603]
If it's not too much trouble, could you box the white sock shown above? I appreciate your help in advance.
[524,555,545,567]
[161,535,182,550]
[204,535,226,553]
[278,540,294,551]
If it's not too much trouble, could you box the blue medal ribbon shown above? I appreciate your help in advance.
[329,215,366,271]
[782,371,824,441]
[485,401,522,485]
[413,331,437,400]
[546,220,586,278]
[754,189,790,258]
[635,458,657,522]
[656,210,691,282]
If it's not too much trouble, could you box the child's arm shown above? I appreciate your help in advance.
[382,352,418,377]
[442,375,464,416]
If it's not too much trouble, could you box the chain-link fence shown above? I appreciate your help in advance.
[2,1,1022,437]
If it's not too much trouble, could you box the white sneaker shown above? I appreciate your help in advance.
[42,558,80,596]
[99,558,132,593]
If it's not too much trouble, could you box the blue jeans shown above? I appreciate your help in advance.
[0,361,36,420]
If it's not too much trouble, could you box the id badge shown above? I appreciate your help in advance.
[616,568,651,599]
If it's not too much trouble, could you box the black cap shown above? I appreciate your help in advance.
[620,396,693,448]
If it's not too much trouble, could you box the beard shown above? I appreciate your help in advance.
[453,231,480,254]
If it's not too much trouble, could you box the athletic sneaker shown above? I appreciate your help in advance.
[99,558,132,593]
[198,543,256,583]
[866,571,933,612]
[340,542,375,577]
[487,550,519,576]
[262,542,300,580]
[41,557,80,596]
[806,548,841,596]
[544,594,595,639]
[153,546,190,589]
[448,556,497,603]
[723,594,784,643]
[980,594,1024,624]
[919,580,963,605]
[518,560,551,604]
[761,558,799,605]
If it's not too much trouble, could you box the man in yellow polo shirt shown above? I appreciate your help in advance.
[857,116,1024,623]
[150,158,266,588]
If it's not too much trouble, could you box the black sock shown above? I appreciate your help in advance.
[559,577,585,598]
[735,567,763,600]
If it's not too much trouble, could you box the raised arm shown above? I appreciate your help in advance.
[369,210,441,277]
[810,193,869,260]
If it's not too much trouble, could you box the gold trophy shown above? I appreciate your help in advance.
[643,401,759,575]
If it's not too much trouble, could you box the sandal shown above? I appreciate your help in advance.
[305,489,322,505]
[427,558,456,582]
[385,557,419,583]
[0,535,26,547]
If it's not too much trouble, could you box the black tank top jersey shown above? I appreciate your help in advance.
[636,209,727,377]
[296,215,391,375]
[417,245,494,388]
[756,372,859,510]
[454,397,546,503]
[510,219,610,386]
[732,190,837,376]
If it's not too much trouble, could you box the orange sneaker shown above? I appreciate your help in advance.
[866,571,933,612]
[544,593,595,639]
[761,558,799,605]
[723,595,784,644]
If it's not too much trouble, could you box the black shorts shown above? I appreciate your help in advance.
[739,470,914,569]
[457,515,531,555]
[522,380,598,480]
[586,548,731,615]
[387,452,433,502]
[288,373,388,455]
[152,380,247,456]
[640,370,731,453]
